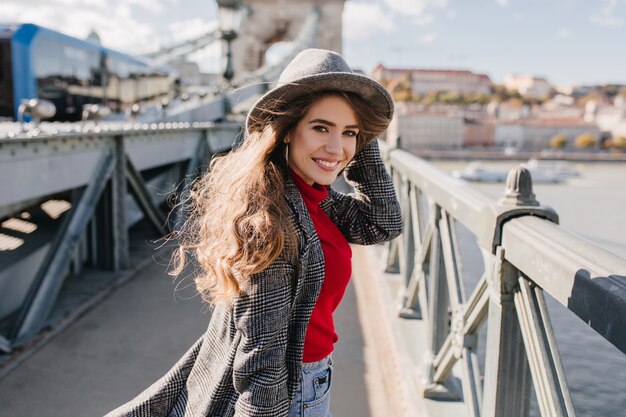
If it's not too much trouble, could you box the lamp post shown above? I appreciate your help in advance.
[216,0,243,85]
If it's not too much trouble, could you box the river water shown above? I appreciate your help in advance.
[430,160,626,417]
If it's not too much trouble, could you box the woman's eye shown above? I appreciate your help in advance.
[313,125,329,133]
[344,130,358,137]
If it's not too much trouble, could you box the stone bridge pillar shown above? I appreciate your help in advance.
[231,0,345,75]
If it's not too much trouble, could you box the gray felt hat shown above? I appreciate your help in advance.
[246,48,394,134]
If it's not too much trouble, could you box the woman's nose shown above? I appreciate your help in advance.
[325,133,343,154]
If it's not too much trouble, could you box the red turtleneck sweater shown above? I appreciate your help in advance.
[291,171,353,363]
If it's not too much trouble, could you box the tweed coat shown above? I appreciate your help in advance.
[105,140,402,417]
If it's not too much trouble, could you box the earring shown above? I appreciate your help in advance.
[284,143,289,162]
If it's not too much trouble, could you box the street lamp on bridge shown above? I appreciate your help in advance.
[216,0,244,85]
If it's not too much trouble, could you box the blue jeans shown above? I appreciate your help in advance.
[288,355,333,417]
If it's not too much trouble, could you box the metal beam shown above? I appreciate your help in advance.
[125,156,167,235]
[398,178,417,318]
[439,210,465,308]
[462,274,489,335]
[112,136,130,270]
[0,334,11,353]
[12,147,116,344]
[515,278,576,417]
[423,207,460,400]
[385,168,403,274]
[401,184,433,317]
[461,347,482,417]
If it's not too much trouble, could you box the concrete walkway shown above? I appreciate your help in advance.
[0,247,374,417]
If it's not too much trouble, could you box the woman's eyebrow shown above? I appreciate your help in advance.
[308,118,359,129]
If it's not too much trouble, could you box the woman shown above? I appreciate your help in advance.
[106,48,402,417]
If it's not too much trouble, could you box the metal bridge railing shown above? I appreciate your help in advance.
[0,122,240,353]
[381,142,626,417]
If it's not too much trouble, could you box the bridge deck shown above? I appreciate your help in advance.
[0,244,388,416]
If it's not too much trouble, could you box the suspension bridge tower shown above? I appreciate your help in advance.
[232,0,346,74]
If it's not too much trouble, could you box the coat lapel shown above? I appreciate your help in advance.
[283,175,325,306]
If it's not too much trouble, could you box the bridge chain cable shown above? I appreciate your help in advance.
[144,28,220,64]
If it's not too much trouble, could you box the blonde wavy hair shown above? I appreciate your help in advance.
[171,90,390,304]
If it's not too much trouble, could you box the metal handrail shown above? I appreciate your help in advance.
[382,142,626,417]
[502,216,626,353]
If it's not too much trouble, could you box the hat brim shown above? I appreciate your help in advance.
[245,72,394,135]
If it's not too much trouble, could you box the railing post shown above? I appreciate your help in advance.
[482,247,531,417]
[491,165,558,252]
[398,177,416,312]
[482,166,541,416]
[112,135,129,270]
[385,164,403,274]
[94,135,129,271]
[483,164,570,417]
[423,205,460,399]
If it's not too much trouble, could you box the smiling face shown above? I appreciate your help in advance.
[287,95,360,186]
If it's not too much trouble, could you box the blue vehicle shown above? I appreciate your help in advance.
[0,23,179,121]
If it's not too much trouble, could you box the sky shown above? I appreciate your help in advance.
[3,0,626,86]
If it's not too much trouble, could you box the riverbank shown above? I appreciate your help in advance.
[412,148,626,162]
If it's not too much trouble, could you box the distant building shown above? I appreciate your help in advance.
[609,96,626,138]
[503,74,551,99]
[371,64,492,96]
[386,105,465,151]
[387,101,598,151]
[488,102,531,121]
[584,99,626,134]
[168,60,220,87]
[494,119,600,149]
[464,118,495,147]
[610,120,626,139]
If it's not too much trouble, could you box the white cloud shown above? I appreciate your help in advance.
[591,0,624,27]
[496,0,510,6]
[1,0,168,54]
[384,0,447,17]
[0,4,21,22]
[414,14,434,26]
[416,32,437,44]
[343,2,395,41]
[115,4,133,19]
[558,28,572,39]
[590,15,624,27]
[125,0,163,13]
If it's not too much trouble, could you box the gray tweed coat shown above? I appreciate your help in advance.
[105,140,402,417]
